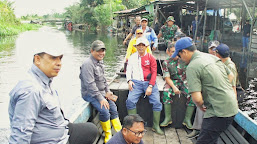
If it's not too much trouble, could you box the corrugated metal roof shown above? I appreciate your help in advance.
[113,0,256,16]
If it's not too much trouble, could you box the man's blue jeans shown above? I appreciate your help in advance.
[242,36,249,50]
[126,80,162,111]
[83,95,118,122]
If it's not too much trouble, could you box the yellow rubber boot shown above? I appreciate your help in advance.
[100,120,112,143]
[111,117,122,132]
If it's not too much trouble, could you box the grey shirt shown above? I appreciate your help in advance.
[8,64,69,144]
[80,55,109,101]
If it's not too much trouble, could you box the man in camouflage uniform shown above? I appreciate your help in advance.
[158,16,180,45]
[160,42,195,129]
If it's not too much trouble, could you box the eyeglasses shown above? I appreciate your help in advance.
[125,128,147,137]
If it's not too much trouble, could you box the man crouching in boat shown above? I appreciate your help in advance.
[80,40,122,143]
[107,114,145,144]
[126,37,164,135]
[9,32,98,144]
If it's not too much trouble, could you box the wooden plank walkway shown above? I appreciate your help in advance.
[142,127,193,144]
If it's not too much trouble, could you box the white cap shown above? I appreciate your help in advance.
[208,40,220,49]
[16,31,65,57]
[33,32,65,56]
[134,37,149,47]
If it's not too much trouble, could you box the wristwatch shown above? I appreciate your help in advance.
[148,85,153,88]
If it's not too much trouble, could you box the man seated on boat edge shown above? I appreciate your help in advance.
[107,114,145,144]
[126,37,164,135]
[160,42,195,129]
[80,40,122,143]
[172,37,238,144]
[140,18,158,51]
[123,15,142,45]
[8,32,97,144]
[124,28,152,72]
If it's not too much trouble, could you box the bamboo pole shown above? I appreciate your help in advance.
[201,0,209,51]
[246,0,256,84]
[153,4,159,27]
[241,0,253,20]
[194,1,199,42]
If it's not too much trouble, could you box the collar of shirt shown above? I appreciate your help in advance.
[31,64,53,86]
[137,51,147,58]
[224,57,232,65]
[140,26,150,33]
[90,55,103,65]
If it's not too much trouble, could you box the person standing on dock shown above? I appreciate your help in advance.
[107,114,145,144]
[80,40,122,143]
[126,37,164,135]
[141,18,158,51]
[191,16,200,40]
[8,32,98,144]
[123,15,141,45]
[171,37,238,144]
[157,16,180,45]
[160,42,195,129]
[242,20,251,52]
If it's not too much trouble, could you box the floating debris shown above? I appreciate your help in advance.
[239,78,257,121]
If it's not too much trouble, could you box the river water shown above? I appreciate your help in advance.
[0,26,126,143]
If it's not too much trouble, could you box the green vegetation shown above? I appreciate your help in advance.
[0,36,16,53]
[0,0,41,36]
[63,0,155,31]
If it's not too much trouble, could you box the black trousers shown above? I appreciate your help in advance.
[196,116,235,144]
[67,122,98,144]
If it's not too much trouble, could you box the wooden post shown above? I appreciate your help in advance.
[214,9,217,31]
[217,8,220,30]
[246,0,256,84]
[194,1,199,42]
[180,8,183,29]
[201,0,209,51]
[222,8,226,38]
[153,4,159,27]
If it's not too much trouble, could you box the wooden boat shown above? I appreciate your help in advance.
[70,43,257,143]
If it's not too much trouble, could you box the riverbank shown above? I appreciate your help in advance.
[0,23,41,37]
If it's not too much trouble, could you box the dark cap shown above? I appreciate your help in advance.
[91,40,106,51]
[171,37,193,58]
[214,43,230,58]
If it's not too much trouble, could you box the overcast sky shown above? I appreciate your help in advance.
[10,0,80,17]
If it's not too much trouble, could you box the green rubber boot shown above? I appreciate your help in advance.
[127,109,137,115]
[160,104,172,127]
[152,111,164,135]
[183,106,195,129]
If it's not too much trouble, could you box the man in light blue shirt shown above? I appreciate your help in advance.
[141,18,158,51]
[8,32,97,144]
